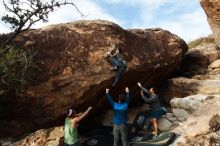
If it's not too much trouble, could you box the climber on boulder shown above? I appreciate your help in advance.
[64,106,93,146]
[137,82,167,137]
[106,45,127,87]
[105,86,130,146]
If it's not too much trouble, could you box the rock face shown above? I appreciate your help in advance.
[173,96,220,145]
[167,40,220,145]
[166,77,220,98]
[11,127,64,146]
[158,95,216,134]
[182,43,220,75]
[209,59,220,69]
[170,94,214,120]
[158,118,172,131]
[200,0,220,48]
[163,42,220,101]
[0,20,188,137]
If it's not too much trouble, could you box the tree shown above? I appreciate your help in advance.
[1,0,83,48]
[0,0,83,87]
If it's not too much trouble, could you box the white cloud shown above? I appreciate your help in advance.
[73,0,121,24]
[0,0,212,42]
[0,22,11,34]
[157,9,212,41]
[124,0,212,41]
[0,0,121,33]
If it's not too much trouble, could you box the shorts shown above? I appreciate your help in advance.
[151,107,166,120]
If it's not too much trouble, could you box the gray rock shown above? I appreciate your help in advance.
[166,112,175,116]
[178,117,186,122]
[172,108,190,119]
[158,118,172,131]
[167,78,220,98]
[166,115,175,118]
[170,95,209,111]
[209,59,220,69]
[173,121,180,125]
[162,115,167,118]
[167,117,178,122]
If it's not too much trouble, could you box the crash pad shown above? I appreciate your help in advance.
[128,132,176,146]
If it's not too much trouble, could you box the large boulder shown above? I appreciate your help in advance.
[173,95,220,145]
[200,0,220,48]
[0,20,188,137]
[158,118,172,131]
[163,42,220,103]
[191,58,220,80]
[181,43,220,75]
[166,77,220,98]
[11,127,64,146]
[170,94,214,119]
[209,59,220,69]
[172,108,190,120]
[171,94,213,109]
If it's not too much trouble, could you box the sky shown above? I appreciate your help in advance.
[0,0,212,42]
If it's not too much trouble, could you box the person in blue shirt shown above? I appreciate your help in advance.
[105,87,130,146]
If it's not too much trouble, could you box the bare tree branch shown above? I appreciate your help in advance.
[64,2,84,17]
[0,0,85,87]
[1,0,84,48]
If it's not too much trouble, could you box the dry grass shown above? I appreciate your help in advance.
[188,37,215,49]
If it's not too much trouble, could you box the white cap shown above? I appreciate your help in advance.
[68,109,73,116]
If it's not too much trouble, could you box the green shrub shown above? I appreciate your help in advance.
[0,46,35,88]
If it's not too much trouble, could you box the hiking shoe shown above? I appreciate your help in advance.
[152,131,158,138]
[153,134,158,139]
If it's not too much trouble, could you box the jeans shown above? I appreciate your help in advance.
[110,58,125,87]
[113,125,128,146]
[65,142,81,146]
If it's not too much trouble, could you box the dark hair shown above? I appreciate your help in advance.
[118,93,126,103]
[150,87,157,94]
[117,48,122,53]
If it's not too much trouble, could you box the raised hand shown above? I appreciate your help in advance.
[88,106,92,111]
[106,88,110,94]
[137,82,142,88]
[125,87,129,93]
